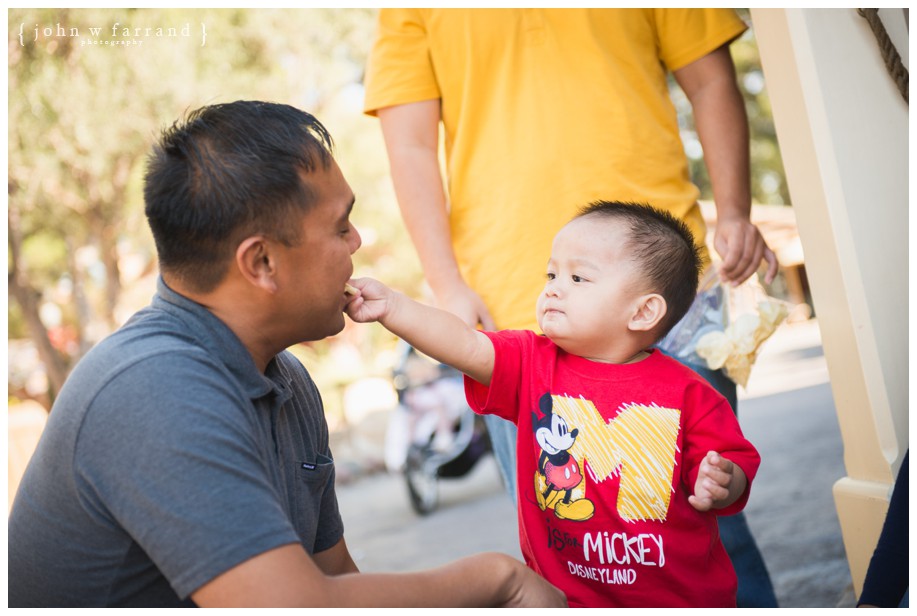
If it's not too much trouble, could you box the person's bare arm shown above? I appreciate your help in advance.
[377,102,496,330]
[191,543,565,608]
[345,277,495,385]
[312,537,359,575]
[674,44,778,285]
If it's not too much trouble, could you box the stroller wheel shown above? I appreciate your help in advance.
[405,447,439,515]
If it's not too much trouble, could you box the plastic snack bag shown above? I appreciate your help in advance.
[656,267,724,367]
[657,266,790,388]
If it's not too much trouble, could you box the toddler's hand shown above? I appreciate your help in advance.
[689,451,735,512]
[343,277,392,324]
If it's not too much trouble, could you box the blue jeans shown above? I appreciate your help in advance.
[484,358,778,608]
[483,413,518,497]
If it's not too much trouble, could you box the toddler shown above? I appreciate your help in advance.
[345,200,760,607]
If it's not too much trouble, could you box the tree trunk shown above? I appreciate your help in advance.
[8,207,69,399]
[65,235,94,359]
[99,220,122,331]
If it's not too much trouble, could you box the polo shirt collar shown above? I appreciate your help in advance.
[152,277,281,400]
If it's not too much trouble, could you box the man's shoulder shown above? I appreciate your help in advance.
[60,308,237,418]
[59,318,258,466]
[83,310,220,377]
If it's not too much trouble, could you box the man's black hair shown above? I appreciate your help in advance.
[576,200,703,338]
[144,100,334,292]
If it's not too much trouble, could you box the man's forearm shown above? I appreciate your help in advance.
[193,544,563,607]
[676,45,751,220]
[696,83,751,222]
[389,143,463,292]
[676,44,778,283]
[378,102,465,296]
[325,552,540,607]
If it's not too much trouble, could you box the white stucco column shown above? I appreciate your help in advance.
[750,8,908,596]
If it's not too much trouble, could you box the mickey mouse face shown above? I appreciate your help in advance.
[532,393,578,455]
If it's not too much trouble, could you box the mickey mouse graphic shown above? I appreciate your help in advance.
[532,393,595,521]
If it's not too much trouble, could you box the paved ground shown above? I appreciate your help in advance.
[334,319,856,607]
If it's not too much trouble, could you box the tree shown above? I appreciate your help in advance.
[8,8,393,403]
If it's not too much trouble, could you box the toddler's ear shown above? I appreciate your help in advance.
[629,294,666,332]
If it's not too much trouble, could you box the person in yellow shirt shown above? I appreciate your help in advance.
[364,8,778,606]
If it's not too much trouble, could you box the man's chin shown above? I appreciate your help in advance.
[297,313,346,344]
[325,314,347,338]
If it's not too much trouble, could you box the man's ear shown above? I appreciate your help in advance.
[629,293,666,332]
[235,236,278,293]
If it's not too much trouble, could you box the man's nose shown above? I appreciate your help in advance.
[349,224,362,253]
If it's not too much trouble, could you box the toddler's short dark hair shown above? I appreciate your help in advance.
[576,200,702,338]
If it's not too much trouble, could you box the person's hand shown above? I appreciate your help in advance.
[689,451,736,512]
[713,216,779,286]
[434,280,497,331]
[500,558,567,608]
[343,277,393,324]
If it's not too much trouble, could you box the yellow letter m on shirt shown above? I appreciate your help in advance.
[551,395,681,522]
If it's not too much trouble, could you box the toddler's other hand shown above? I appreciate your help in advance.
[689,451,734,512]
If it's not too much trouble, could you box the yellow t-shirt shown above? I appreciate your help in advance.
[364,8,747,331]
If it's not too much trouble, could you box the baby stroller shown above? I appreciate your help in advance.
[384,342,492,515]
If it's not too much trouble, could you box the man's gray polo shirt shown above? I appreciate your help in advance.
[8,278,345,607]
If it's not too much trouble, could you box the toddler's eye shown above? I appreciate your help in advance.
[572,275,584,283]
[546,272,556,280]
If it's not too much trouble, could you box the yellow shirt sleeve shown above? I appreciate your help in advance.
[363,8,441,116]
[654,8,749,71]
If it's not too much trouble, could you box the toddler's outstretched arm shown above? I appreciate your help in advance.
[689,451,748,512]
[345,277,495,385]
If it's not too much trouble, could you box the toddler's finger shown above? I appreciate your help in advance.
[688,494,713,512]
